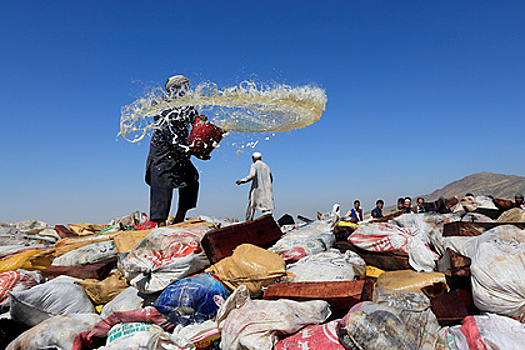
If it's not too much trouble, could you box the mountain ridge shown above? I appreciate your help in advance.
[422,171,525,201]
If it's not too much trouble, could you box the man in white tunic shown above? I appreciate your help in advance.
[236,152,275,221]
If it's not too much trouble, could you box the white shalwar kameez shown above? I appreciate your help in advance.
[239,160,274,221]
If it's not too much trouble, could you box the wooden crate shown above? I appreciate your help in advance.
[40,263,113,280]
[335,241,410,271]
[448,249,472,277]
[201,215,282,264]
[431,289,476,326]
[443,221,525,237]
[263,278,375,311]
[54,225,79,239]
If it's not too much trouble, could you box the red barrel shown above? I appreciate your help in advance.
[187,116,225,160]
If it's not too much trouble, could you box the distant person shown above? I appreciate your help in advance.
[346,200,364,222]
[236,152,274,221]
[404,197,414,213]
[146,75,206,226]
[397,197,405,210]
[417,197,426,213]
[393,197,405,213]
[371,199,384,219]
[515,193,525,209]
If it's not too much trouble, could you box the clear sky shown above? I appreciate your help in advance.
[1,1,524,225]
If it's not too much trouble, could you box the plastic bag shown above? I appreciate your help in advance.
[337,300,446,350]
[445,313,525,350]
[445,225,525,321]
[373,270,448,299]
[11,220,60,240]
[269,220,335,261]
[54,233,117,257]
[118,225,211,294]
[217,285,331,350]
[52,239,118,266]
[100,286,158,319]
[0,249,53,273]
[6,314,101,350]
[497,208,525,223]
[0,270,42,308]
[76,270,129,305]
[392,213,448,255]
[9,278,95,327]
[154,273,230,326]
[286,249,365,282]
[0,223,56,246]
[206,244,286,297]
[68,223,110,236]
[274,320,344,350]
[108,210,149,227]
[349,222,439,272]
[172,320,221,349]
[74,307,188,350]
[0,245,50,260]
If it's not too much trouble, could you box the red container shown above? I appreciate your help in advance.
[187,116,225,160]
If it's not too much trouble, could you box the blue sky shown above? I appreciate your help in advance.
[1,1,524,225]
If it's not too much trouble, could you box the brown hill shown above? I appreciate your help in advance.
[423,171,525,201]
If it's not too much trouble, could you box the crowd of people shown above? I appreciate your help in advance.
[342,192,525,223]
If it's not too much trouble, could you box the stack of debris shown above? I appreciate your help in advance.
[0,195,524,349]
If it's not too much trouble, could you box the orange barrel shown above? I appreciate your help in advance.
[187,116,225,159]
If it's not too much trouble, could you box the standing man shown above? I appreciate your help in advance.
[236,152,274,221]
[145,75,204,226]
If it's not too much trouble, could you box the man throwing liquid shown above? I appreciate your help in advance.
[146,75,206,226]
[236,152,274,221]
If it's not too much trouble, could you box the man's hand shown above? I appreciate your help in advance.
[236,180,242,185]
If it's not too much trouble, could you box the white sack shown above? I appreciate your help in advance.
[269,220,335,260]
[286,249,365,282]
[349,222,439,272]
[0,270,42,308]
[6,314,101,350]
[98,322,193,350]
[9,279,95,327]
[118,226,211,294]
[445,225,525,320]
[52,240,118,266]
[12,220,60,240]
[446,313,525,350]
[100,286,158,319]
[217,285,331,350]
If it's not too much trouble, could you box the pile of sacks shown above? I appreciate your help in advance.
[0,196,524,350]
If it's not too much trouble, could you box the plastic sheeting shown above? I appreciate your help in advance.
[154,273,230,326]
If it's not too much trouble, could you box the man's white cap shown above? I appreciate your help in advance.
[252,152,262,159]
[165,75,190,92]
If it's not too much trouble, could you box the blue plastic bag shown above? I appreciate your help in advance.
[153,272,230,326]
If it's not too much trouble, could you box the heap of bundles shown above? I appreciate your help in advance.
[1,200,524,350]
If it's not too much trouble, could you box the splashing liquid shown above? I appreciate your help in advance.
[118,81,327,143]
